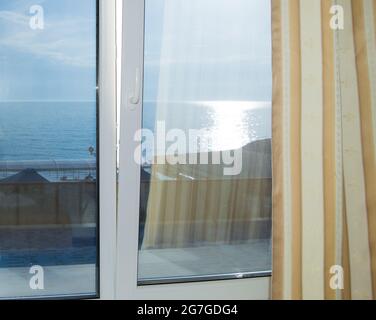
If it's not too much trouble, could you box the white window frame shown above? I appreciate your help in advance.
[116,0,271,300]
[98,0,117,300]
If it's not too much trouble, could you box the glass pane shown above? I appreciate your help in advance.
[138,0,272,283]
[0,0,98,298]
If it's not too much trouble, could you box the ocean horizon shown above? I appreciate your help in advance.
[0,101,97,161]
[0,100,271,162]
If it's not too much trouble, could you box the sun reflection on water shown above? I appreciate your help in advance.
[192,100,271,152]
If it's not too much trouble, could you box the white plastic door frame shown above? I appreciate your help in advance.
[98,0,117,300]
[116,0,271,300]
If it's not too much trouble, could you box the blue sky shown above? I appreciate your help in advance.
[0,0,96,101]
[0,0,271,103]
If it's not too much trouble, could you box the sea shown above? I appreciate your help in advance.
[0,101,97,161]
[0,100,271,163]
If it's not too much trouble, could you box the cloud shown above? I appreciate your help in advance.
[0,10,29,25]
[0,7,95,68]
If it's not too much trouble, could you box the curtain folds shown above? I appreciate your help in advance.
[142,146,272,249]
[272,0,376,300]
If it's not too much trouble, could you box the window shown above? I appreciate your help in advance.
[0,0,98,298]
[137,0,272,284]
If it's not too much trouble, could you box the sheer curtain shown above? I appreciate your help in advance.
[141,0,273,249]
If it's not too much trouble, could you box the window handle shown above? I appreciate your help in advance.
[129,67,141,106]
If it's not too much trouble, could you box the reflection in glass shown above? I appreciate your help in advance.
[138,0,272,283]
[0,0,98,298]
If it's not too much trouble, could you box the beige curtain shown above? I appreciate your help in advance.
[272,0,376,299]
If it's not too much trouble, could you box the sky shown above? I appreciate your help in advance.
[0,0,271,104]
[144,0,272,103]
[0,0,96,102]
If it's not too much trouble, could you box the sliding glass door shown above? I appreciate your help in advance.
[118,0,272,299]
[0,0,99,299]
